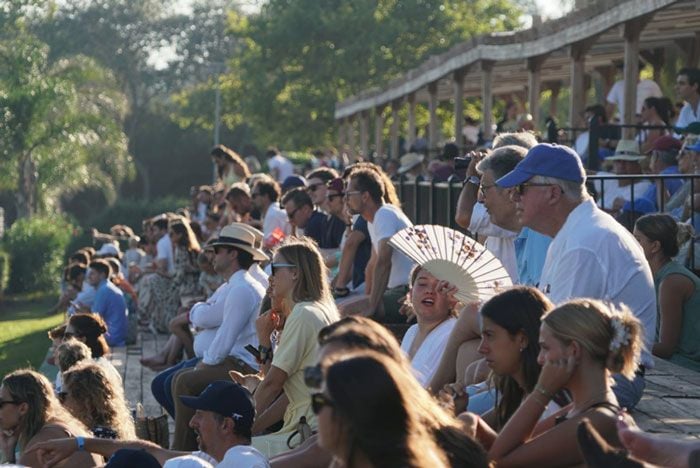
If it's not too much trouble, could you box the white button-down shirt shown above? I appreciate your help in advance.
[538,199,657,368]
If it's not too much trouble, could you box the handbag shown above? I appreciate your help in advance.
[134,403,170,448]
[286,416,314,449]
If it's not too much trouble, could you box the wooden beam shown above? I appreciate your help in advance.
[569,40,594,130]
[390,100,401,159]
[428,81,439,151]
[407,93,416,150]
[482,60,495,140]
[622,16,651,131]
[527,54,549,126]
[547,81,562,118]
[359,111,369,159]
[453,68,466,145]
[640,48,665,83]
[674,32,700,68]
[374,105,386,159]
[594,65,617,101]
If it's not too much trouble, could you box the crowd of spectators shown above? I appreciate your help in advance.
[1,66,700,468]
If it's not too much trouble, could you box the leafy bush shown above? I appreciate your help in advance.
[64,196,188,257]
[283,151,317,166]
[3,216,73,293]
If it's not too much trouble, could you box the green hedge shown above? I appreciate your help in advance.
[3,216,73,293]
[64,196,188,257]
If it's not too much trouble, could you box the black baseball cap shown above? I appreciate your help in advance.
[179,381,255,431]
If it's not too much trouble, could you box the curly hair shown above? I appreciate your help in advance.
[56,338,92,373]
[62,362,135,440]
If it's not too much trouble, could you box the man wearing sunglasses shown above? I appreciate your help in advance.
[281,188,341,249]
[496,142,656,411]
[306,168,345,248]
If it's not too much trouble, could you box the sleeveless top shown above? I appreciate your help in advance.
[654,261,700,370]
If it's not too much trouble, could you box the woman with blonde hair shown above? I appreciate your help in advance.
[0,369,101,466]
[250,237,340,457]
[483,299,643,467]
[61,362,136,440]
[315,351,450,468]
[211,144,251,185]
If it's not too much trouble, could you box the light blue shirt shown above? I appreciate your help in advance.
[642,165,682,210]
[92,279,128,347]
[514,228,551,287]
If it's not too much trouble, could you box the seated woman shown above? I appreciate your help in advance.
[0,369,101,467]
[314,351,451,467]
[55,338,92,392]
[477,299,642,467]
[400,266,458,387]
[65,313,122,387]
[443,287,556,443]
[251,237,340,457]
[61,362,136,440]
[270,316,488,468]
[633,213,700,370]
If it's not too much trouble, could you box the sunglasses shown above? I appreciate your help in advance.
[311,392,334,414]
[0,400,21,409]
[514,183,562,195]
[307,183,324,192]
[304,364,323,389]
[270,262,296,276]
[478,183,496,198]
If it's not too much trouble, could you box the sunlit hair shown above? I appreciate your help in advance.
[212,144,251,179]
[67,313,110,358]
[274,237,332,305]
[480,287,554,428]
[317,318,488,468]
[492,131,538,150]
[57,338,92,373]
[2,369,90,449]
[408,265,458,318]
[170,219,201,254]
[635,213,680,258]
[62,362,136,440]
[344,162,400,206]
[542,299,642,379]
[323,352,450,468]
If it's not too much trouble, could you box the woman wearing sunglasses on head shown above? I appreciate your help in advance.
[250,237,340,458]
[64,313,122,388]
[0,369,101,467]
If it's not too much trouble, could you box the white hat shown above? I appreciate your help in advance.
[96,241,120,257]
[607,140,646,162]
[398,152,425,174]
[210,224,267,261]
[163,454,214,468]
[235,224,269,262]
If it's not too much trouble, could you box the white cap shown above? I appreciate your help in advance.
[96,241,120,257]
[163,454,215,468]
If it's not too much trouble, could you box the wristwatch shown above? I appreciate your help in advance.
[258,345,273,364]
[463,175,480,188]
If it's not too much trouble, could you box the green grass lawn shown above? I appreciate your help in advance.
[0,293,63,378]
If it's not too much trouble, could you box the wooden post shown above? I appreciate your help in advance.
[453,69,466,145]
[481,60,495,141]
[359,111,369,159]
[390,100,401,159]
[527,55,547,127]
[548,81,562,118]
[407,93,416,150]
[595,65,617,102]
[428,82,439,152]
[640,48,666,84]
[569,37,597,131]
[347,116,356,160]
[674,32,700,68]
[622,20,641,130]
[374,105,386,159]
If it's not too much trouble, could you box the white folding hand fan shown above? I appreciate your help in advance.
[389,224,512,303]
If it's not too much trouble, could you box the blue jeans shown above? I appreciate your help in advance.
[612,372,646,410]
[151,357,199,418]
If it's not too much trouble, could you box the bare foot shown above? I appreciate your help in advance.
[140,355,166,369]
[618,417,694,467]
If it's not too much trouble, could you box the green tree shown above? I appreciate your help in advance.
[203,0,523,149]
[0,29,133,218]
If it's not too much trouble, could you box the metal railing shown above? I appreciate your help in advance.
[394,173,700,270]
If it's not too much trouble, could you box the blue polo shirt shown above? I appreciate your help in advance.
[642,165,683,210]
[92,279,128,347]
[514,228,551,287]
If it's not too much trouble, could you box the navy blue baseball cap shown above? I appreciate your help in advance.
[179,381,255,431]
[496,143,586,188]
[281,175,307,192]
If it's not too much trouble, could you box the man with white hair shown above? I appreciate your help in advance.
[496,143,657,409]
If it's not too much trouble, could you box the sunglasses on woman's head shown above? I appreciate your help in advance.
[311,392,334,414]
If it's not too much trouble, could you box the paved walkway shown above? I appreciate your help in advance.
[43,329,700,447]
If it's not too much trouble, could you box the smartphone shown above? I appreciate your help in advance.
[245,344,261,360]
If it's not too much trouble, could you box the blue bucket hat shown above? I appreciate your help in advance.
[496,143,586,188]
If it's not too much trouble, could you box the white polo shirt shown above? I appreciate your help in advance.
[367,204,414,288]
[538,199,656,368]
[468,203,519,283]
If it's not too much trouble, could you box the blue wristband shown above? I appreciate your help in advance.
[76,436,85,451]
